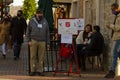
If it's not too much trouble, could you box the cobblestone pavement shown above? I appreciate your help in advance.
[0,42,119,80]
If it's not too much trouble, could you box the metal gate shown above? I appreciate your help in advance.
[43,30,75,72]
[43,30,60,72]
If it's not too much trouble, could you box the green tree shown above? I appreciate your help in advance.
[22,0,37,20]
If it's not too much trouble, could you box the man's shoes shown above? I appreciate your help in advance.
[14,56,20,60]
[36,72,45,76]
[2,54,6,59]
[29,72,45,76]
[29,72,36,76]
[104,70,115,78]
[14,57,17,60]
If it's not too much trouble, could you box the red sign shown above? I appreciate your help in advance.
[65,22,70,27]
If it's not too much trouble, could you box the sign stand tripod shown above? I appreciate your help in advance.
[53,42,81,76]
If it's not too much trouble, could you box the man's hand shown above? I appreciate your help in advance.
[47,44,50,51]
[28,42,32,46]
[82,47,86,50]
[23,34,26,37]
[106,25,110,29]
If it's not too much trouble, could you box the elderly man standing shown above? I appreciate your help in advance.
[26,9,50,76]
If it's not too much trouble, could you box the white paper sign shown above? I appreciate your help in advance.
[75,18,84,30]
[58,18,84,35]
[58,19,78,35]
[61,34,72,44]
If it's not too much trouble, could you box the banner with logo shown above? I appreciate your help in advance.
[58,18,84,34]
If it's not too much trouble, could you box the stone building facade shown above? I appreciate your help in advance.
[9,5,22,17]
[0,0,13,19]
[71,0,119,70]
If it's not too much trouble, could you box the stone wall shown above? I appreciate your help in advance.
[90,0,117,71]
[77,0,117,70]
[9,5,22,17]
[101,0,116,70]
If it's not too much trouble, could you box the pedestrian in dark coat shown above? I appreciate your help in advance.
[11,10,27,60]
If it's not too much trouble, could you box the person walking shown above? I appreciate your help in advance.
[0,16,11,59]
[104,3,120,78]
[26,9,50,76]
[10,10,27,60]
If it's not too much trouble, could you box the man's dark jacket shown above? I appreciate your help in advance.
[80,32,104,55]
[11,16,27,43]
[87,32,104,50]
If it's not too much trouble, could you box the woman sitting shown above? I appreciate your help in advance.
[76,24,92,70]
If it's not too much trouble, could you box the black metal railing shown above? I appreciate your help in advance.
[43,30,61,72]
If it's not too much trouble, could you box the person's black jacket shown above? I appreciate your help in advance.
[10,16,27,43]
[85,32,104,54]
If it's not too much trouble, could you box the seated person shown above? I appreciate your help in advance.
[80,25,104,56]
[79,25,104,69]
[76,24,92,70]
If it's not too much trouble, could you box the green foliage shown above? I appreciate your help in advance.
[22,0,37,20]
